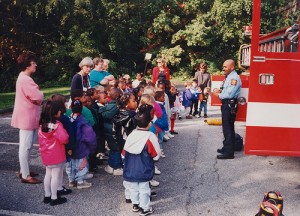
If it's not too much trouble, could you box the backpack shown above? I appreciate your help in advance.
[234,133,243,151]
[255,191,283,216]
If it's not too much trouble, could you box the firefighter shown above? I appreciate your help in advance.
[213,59,241,159]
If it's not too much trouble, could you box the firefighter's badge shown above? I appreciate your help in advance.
[231,79,237,85]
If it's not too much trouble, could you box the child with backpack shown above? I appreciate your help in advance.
[122,104,161,216]
[66,100,97,189]
[38,100,69,206]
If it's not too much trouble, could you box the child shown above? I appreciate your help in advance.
[122,104,161,216]
[132,73,143,88]
[190,79,201,116]
[154,91,169,157]
[169,85,180,134]
[38,100,69,206]
[96,92,109,160]
[125,80,133,93]
[139,94,162,175]
[48,94,73,196]
[182,82,193,119]
[105,93,138,176]
[198,87,210,118]
[66,100,97,189]
[99,88,123,175]
[65,89,95,126]
[86,88,102,173]
[157,81,173,140]
[112,93,138,201]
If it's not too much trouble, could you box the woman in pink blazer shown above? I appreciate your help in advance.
[11,51,44,184]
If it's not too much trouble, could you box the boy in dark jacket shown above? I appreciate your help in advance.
[65,100,97,189]
[99,88,123,175]
[122,104,160,216]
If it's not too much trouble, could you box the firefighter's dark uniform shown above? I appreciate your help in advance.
[218,70,241,158]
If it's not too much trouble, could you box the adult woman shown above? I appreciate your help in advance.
[70,57,94,93]
[11,51,44,184]
[151,58,170,85]
[90,57,114,87]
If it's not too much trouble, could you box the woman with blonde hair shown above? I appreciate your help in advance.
[151,58,170,85]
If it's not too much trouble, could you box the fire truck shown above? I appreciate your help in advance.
[211,0,300,156]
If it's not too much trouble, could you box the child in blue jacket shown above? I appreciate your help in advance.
[122,104,160,216]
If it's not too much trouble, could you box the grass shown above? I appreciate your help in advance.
[0,87,70,110]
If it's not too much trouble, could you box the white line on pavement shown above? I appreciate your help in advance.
[0,209,53,216]
[0,142,39,147]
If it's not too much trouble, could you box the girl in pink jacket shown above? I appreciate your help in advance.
[38,100,69,206]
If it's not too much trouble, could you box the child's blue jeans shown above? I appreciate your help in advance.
[199,101,207,115]
[66,157,88,184]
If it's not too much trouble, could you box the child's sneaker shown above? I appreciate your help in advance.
[150,179,160,187]
[154,166,161,175]
[113,168,123,176]
[139,207,154,216]
[68,181,76,188]
[160,151,166,158]
[50,197,67,206]
[167,133,174,138]
[163,134,170,140]
[132,204,141,212]
[77,181,92,189]
[104,165,114,174]
[84,172,94,180]
[96,152,109,160]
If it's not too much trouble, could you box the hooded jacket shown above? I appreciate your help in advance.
[69,115,97,159]
[123,129,160,182]
[38,121,69,166]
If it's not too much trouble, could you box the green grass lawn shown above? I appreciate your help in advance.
[0,87,70,110]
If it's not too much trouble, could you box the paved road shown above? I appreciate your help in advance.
[0,106,299,216]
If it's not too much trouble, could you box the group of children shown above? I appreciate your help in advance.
[182,79,210,119]
[37,73,183,215]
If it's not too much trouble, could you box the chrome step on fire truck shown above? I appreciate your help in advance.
[211,0,300,156]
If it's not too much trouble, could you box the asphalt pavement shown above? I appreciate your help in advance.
[0,106,299,216]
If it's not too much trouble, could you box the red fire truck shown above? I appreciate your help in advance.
[212,0,300,156]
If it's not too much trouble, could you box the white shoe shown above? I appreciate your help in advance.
[163,134,170,140]
[150,179,160,187]
[167,133,174,138]
[104,165,114,174]
[84,173,94,180]
[77,180,92,189]
[113,168,123,176]
[154,166,161,175]
[160,151,166,158]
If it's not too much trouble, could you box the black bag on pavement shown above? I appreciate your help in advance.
[234,133,243,151]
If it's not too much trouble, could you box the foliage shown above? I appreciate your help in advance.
[0,0,295,92]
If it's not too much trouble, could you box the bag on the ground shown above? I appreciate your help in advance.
[255,191,283,216]
[234,133,243,151]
